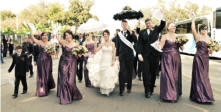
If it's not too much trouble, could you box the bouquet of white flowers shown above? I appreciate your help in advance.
[208,39,220,52]
[175,35,189,46]
[45,45,56,55]
[72,45,88,56]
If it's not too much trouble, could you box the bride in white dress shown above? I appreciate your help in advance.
[87,29,119,96]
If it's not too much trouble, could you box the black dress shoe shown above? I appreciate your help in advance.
[119,92,123,96]
[127,89,131,93]
[21,91,27,94]
[145,92,151,98]
[12,94,18,98]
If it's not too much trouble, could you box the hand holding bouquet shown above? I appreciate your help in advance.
[175,35,189,46]
[208,39,220,52]
[45,45,56,55]
[72,45,88,56]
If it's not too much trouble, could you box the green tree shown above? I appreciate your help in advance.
[64,0,94,27]
[19,1,51,32]
[199,5,212,16]
[1,10,17,34]
[1,10,16,21]
[48,2,65,24]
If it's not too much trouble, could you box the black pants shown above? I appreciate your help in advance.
[142,53,161,93]
[119,59,133,93]
[133,55,138,75]
[142,55,151,93]
[149,54,160,92]
[138,61,143,78]
[77,56,84,81]
[14,76,27,95]
[3,47,7,57]
[28,56,33,76]
[9,46,13,56]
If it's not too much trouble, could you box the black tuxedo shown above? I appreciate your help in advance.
[137,20,166,94]
[22,42,34,76]
[76,38,85,82]
[112,37,117,44]
[8,53,29,95]
[116,30,137,93]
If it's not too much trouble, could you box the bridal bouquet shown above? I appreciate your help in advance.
[175,35,189,46]
[72,45,88,56]
[45,45,56,55]
[208,39,220,52]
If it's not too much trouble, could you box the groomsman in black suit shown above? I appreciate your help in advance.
[8,46,29,98]
[22,36,34,78]
[76,33,85,82]
[116,20,137,96]
[138,18,166,98]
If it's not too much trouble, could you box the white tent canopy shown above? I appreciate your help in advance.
[77,19,107,33]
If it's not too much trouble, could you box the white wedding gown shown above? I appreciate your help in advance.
[86,45,119,96]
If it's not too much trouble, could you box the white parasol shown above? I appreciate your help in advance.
[77,19,107,33]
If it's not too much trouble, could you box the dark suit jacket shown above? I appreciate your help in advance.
[112,37,117,44]
[8,53,29,77]
[116,30,137,60]
[22,42,33,55]
[77,38,86,45]
[33,44,40,62]
[137,20,166,56]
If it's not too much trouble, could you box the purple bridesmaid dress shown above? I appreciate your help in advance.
[36,46,55,97]
[57,46,82,104]
[83,43,94,87]
[190,41,214,103]
[160,40,182,102]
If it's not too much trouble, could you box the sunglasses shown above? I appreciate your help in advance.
[201,27,208,30]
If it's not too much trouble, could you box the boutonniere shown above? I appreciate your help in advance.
[125,33,128,37]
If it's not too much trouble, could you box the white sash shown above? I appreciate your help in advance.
[118,32,136,56]
[151,39,162,52]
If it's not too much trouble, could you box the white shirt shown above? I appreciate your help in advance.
[122,30,127,37]
[147,29,150,35]
[79,38,83,42]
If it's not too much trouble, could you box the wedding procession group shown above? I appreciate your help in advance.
[7,9,219,105]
